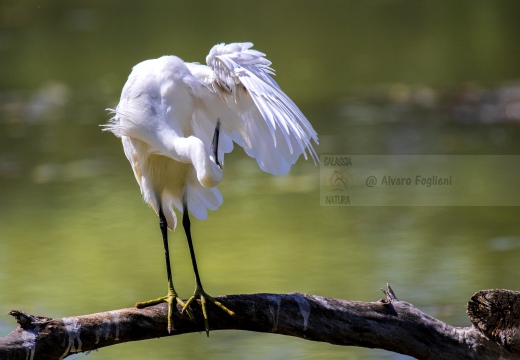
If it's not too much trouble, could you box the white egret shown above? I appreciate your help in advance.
[104,42,318,334]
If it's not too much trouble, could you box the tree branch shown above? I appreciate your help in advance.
[2,286,520,359]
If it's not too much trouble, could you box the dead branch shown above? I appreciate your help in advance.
[1,286,520,360]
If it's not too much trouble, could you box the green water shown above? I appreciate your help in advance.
[1,2,520,359]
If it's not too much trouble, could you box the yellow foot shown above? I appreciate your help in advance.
[182,286,234,336]
[136,289,193,333]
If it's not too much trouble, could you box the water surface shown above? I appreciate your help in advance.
[1,2,520,359]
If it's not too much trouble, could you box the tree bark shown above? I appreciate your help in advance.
[1,286,520,360]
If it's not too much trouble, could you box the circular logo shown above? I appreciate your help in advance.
[323,169,353,193]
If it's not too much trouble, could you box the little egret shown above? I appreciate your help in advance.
[104,42,318,334]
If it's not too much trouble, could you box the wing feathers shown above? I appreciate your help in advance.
[202,42,318,175]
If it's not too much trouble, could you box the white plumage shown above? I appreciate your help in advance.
[105,42,318,229]
[105,42,319,334]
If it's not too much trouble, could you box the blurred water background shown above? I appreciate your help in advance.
[1,1,520,359]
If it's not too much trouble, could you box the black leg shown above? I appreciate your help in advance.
[182,201,203,288]
[181,193,234,336]
[159,207,175,291]
[135,205,192,333]
[212,119,221,168]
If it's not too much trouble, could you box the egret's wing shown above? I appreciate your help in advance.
[199,42,318,175]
